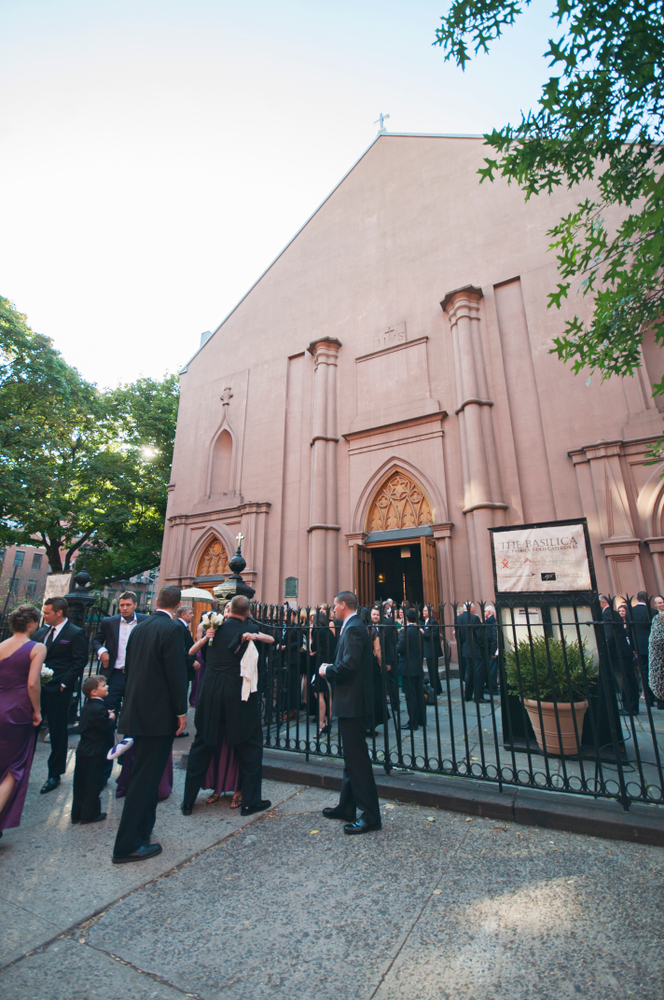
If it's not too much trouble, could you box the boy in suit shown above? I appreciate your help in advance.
[72,675,115,824]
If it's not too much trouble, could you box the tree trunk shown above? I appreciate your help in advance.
[41,534,64,574]
[64,529,93,572]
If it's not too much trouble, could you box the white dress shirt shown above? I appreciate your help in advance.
[98,614,139,670]
[340,612,358,635]
[46,618,69,643]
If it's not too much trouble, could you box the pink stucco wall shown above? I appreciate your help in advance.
[161,135,664,606]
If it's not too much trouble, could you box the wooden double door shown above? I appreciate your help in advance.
[355,536,441,608]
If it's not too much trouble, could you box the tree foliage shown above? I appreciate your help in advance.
[434,0,664,394]
[0,296,179,583]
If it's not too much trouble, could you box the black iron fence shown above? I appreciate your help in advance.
[249,597,664,812]
[3,594,663,810]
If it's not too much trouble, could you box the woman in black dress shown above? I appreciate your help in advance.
[310,610,337,737]
[369,605,389,732]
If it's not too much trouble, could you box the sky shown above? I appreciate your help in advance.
[0,0,556,388]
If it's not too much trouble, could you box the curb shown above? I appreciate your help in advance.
[261,750,664,847]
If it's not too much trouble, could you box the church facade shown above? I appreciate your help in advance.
[160,134,664,610]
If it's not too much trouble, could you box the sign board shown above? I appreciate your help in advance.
[43,573,73,604]
[284,576,298,599]
[491,521,593,594]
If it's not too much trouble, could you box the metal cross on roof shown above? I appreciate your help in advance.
[374,112,390,134]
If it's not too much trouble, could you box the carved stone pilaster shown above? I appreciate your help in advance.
[307,338,342,603]
[442,286,505,600]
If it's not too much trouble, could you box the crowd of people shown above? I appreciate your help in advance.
[2,587,664,851]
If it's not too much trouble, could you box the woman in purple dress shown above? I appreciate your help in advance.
[0,605,47,834]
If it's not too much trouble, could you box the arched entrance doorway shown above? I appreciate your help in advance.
[192,536,230,625]
[356,471,441,607]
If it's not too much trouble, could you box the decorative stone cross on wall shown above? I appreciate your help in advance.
[220,387,233,406]
[374,321,406,352]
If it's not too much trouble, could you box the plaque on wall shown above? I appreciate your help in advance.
[284,576,298,599]
[490,519,594,595]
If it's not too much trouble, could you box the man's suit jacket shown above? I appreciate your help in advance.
[118,612,188,737]
[92,613,149,673]
[33,620,88,692]
[176,618,196,678]
[77,698,114,757]
[397,624,424,676]
[455,611,487,660]
[324,615,373,720]
[421,618,443,661]
[629,604,652,660]
[601,606,632,665]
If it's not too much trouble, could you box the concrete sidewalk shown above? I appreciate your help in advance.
[1,733,664,999]
[260,748,664,846]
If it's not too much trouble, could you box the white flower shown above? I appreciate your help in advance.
[40,665,54,686]
[201,611,224,644]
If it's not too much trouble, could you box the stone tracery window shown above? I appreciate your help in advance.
[196,537,229,577]
[367,471,433,533]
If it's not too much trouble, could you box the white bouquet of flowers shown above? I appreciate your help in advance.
[40,665,54,686]
[200,611,224,645]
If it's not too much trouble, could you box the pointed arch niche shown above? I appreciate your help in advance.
[366,470,434,533]
[210,430,233,496]
[206,417,238,500]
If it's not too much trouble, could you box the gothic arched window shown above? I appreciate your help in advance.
[367,471,433,533]
[196,537,229,578]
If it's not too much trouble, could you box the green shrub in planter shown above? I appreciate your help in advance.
[503,635,596,702]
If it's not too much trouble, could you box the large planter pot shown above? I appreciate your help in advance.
[523,699,589,756]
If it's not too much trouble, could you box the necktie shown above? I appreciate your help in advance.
[46,627,55,648]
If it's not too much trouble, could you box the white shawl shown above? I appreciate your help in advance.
[240,640,259,702]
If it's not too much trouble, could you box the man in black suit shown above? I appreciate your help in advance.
[455,601,488,704]
[420,604,443,696]
[398,608,426,730]
[35,596,89,794]
[112,585,188,864]
[175,604,195,736]
[629,592,660,709]
[182,594,275,817]
[92,590,148,716]
[599,595,639,716]
[93,590,148,781]
[319,590,381,835]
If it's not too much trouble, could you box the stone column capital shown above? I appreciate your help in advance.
[440,285,483,326]
[307,337,342,368]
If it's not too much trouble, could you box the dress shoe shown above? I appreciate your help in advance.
[241,799,272,816]
[181,802,193,816]
[81,813,107,824]
[343,818,382,835]
[112,843,163,864]
[322,807,355,821]
[401,723,418,731]
[40,777,60,794]
[174,731,189,738]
